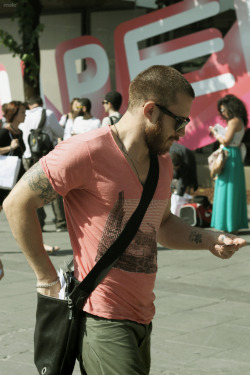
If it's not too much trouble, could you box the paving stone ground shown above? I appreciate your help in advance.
[1,204,250,375]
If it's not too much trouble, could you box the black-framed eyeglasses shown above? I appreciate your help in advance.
[102,100,108,105]
[155,103,190,132]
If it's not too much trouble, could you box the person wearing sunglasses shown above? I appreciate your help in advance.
[101,91,123,127]
[154,103,190,133]
[3,65,246,375]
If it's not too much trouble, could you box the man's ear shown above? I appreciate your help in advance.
[143,101,156,121]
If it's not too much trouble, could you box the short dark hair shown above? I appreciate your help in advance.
[128,65,195,111]
[79,98,91,113]
[104,91,122,111]
[27,96,43,106]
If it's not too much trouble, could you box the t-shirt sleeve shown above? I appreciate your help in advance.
[39,135,92,197]
[59,114,66,126]
[101,117,110,127]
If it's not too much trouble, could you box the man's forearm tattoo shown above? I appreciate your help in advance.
[23,162,58,204]
[189,231,202,244]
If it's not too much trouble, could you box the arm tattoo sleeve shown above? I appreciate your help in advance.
[188,231,202,244]
[23,162,58,204]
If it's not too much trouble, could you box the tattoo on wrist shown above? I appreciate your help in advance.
[189,231,202,244]
[23,162,58,204]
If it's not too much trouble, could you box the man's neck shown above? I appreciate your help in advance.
[111,111,149,163]
[111,111,150,185]
[83,113,92,120]
[29,104,41,110]
[108,109,118,116]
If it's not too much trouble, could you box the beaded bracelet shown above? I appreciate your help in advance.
[36,277,60,289]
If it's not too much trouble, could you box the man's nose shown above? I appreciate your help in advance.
[176,127,186,137]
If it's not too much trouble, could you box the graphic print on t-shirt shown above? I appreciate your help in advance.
[95,191,157,274]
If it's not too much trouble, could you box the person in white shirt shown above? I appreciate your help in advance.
[101,91,122,127]
[20,96,64,165]
[59,97,82,140]
[71,98,101,135]
[19,96,66,235]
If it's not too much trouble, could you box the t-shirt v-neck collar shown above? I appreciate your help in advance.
[107,126,144,188]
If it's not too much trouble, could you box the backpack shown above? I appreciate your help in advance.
[28,109,54,164]
[109,114,122,125]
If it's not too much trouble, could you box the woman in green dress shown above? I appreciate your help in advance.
[210,94,248,233]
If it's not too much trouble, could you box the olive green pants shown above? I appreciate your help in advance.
[78,313,152,375]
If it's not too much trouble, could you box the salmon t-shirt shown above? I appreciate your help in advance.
[40,126,173,324]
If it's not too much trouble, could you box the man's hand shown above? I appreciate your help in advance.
[208,233,247,259]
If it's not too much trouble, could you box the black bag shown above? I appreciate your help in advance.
[34,153,159,375]
[34,291,80,375]
[28,109,54,164]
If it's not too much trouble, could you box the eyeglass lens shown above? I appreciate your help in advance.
[156,104,190,132]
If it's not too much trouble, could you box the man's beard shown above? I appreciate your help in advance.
[144,114,178,155]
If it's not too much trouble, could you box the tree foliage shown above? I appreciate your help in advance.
[0,0,44,99]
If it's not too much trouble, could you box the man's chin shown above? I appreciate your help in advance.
[155,145,171,155]
[159,139,176,155]
[159,148,170,155]
[148,140,173,155]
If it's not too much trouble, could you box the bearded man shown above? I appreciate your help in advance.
[3,65,246,375]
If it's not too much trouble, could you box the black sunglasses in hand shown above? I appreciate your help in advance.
[155,104,190,132]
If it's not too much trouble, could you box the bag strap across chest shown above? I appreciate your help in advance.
[69,153,159,305]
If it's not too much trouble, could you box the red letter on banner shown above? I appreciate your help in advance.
[114,0,250,149]
[56,36,111,119]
